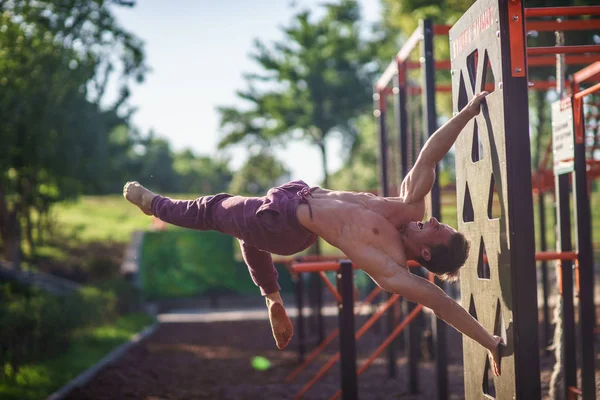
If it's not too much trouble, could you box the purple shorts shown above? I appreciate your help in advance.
[150,180,319,295]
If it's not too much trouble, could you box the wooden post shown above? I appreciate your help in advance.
[449,0,541,398]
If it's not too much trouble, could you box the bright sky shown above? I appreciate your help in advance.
[111,0,381,187]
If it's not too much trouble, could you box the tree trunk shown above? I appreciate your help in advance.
[2,228,21,268]
[25,208,36,261]
[0,185,22,268]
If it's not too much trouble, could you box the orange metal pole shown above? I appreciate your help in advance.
[528,55,600,68]
[535,251,578,261]
[524,6,600,18]
[292,261,345,273]
[293,294,400,399]
[433,25,451,35]
[319,271,342,303]
[573,61,600,84]
[527,45,600,56]
[574,82,600,100]
[526,19,600,32]
[329,304,425,400]
[284,286,383,384]
[300,254,346,262]
[405,60,451,70]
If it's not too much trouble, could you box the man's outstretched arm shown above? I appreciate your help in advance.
[344,242,503,376]
[400,91,488,204]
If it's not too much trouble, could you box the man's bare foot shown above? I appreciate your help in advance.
[266,295,294,350]
[123,181,156,216]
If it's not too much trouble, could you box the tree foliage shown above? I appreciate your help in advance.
[0,0,147,264]
[218,0,376,187]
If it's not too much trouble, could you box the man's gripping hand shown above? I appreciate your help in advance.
[489,335,504,376]
[464,91,488,118]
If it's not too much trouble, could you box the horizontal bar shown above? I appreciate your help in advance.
[526,19,600,32]
[433,25,451,35]
[397,27,424,62]
[527,80,561,90]
[575,82,600,100]
[527,54,600,67]
[404,60,451,70]
[574,61,600,84]
[527,45,600,56]
[273,254,346,264]
[536,251,578,261]
[292,251,576,273]
[292,261,348,273]
[525,6,600,18]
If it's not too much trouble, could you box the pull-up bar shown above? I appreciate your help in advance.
[528,45,600,56]
[573,61,600,84]
[524,5,600,18]
[292,251,578,274]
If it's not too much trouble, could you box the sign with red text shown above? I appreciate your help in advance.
[552,97,575,175]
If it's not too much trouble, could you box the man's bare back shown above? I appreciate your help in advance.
[296,188,423,264]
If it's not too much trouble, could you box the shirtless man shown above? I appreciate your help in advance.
[124,91,503,376]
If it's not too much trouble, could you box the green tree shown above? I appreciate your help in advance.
[217,0,375,188]
[329,114,379,191]
[0,1,146,264]
[229,152,290,196]
[173,149,233,194]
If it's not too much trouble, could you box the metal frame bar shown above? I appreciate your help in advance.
[285,287,382,384]
[569,68,599,400]
[526,19,600,32]
[337,261,357,400]
[528,54,600,68]
[573,61,600,84]
[527,45,600,56]
[524,5,600,17]
[421,18,447,400]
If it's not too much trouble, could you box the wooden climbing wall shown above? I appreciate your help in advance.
[449,0,541,398]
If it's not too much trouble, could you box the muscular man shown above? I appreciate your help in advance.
[124,91,503,376]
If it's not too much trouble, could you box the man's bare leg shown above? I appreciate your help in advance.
[123,181,156,215]
[265,291,294,350]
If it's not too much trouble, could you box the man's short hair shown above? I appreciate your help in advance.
[418,232,470,281]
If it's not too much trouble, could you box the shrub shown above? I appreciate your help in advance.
[0,281,116,380]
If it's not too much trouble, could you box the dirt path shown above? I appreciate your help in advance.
[65,309,598,400]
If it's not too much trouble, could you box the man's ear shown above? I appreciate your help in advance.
[420,247,431,262]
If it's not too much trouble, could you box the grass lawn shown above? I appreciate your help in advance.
[0,313,154,400]
[51,195,156,244]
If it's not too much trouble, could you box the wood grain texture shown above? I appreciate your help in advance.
[450,0,541,398]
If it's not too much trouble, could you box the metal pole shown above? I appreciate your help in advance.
[296,272,305,363]
[337,261,358,400]
[421,18,447,400]
[396,64,409,354]
[378,88,396,379]
[316,275,324,345]
[555,30,577,400]
[572,95,596,400]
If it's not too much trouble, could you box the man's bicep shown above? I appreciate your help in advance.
[400,158,436,203]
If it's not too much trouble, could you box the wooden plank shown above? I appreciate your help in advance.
[449,0,541,398]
